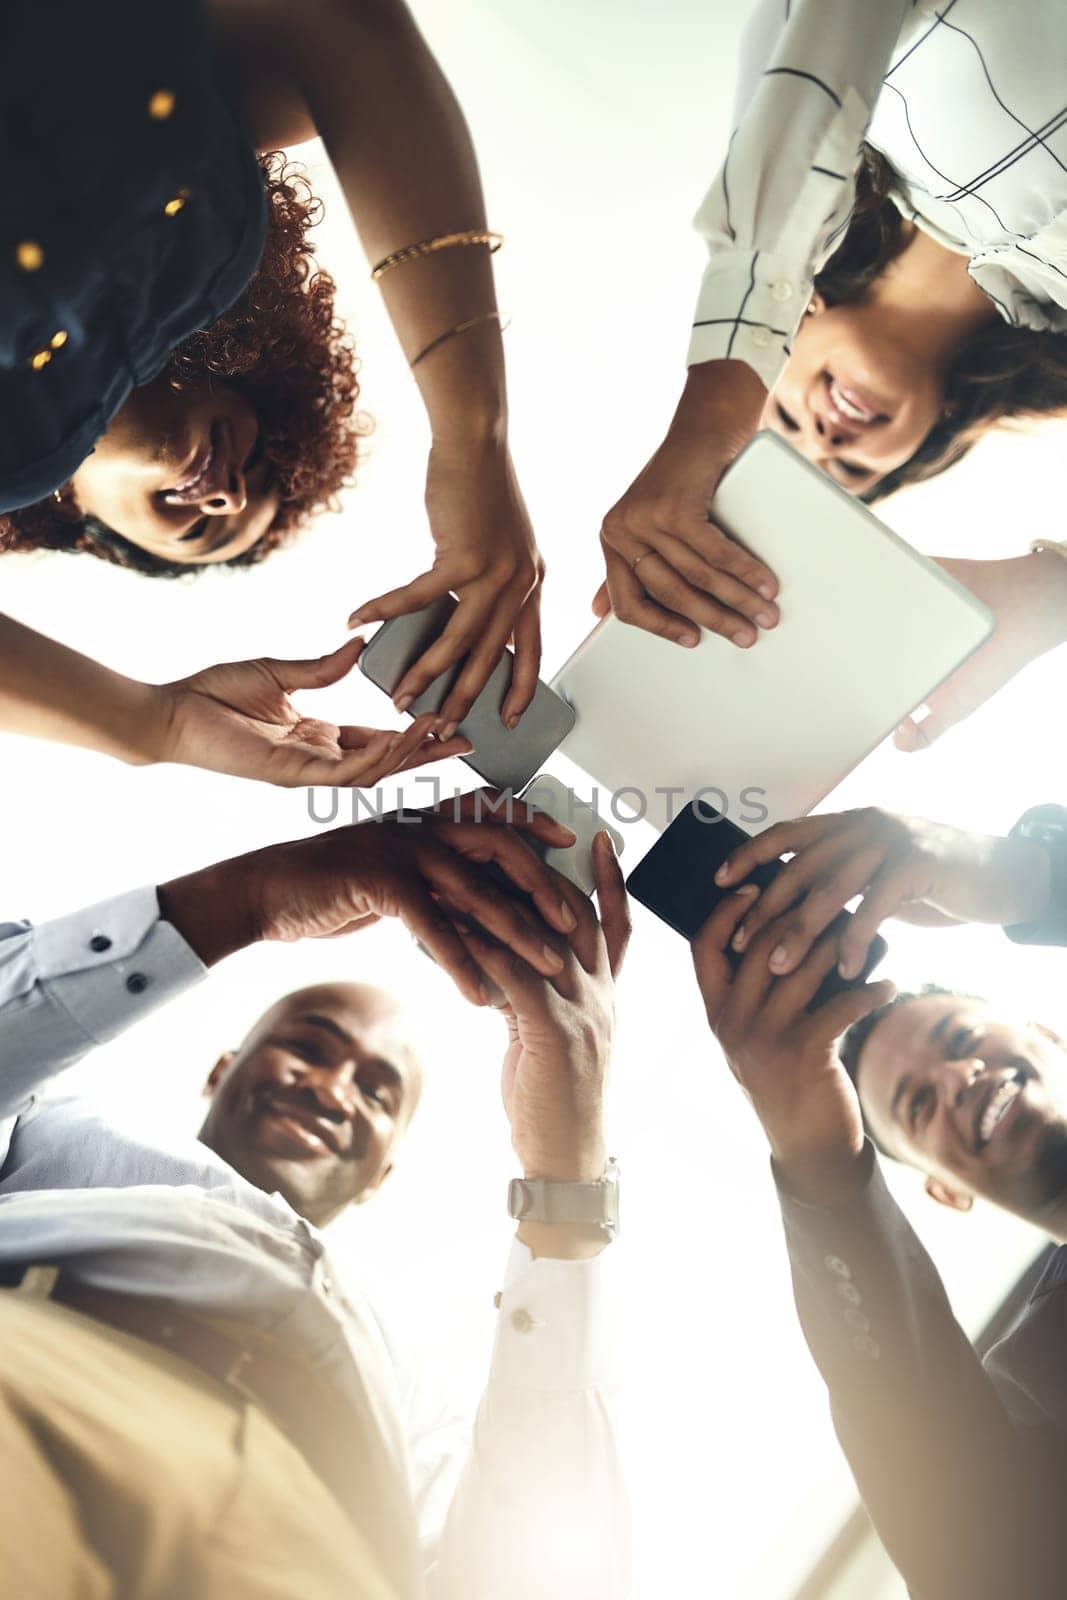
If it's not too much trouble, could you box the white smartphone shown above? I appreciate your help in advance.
[518,773,624,895]
[359,596,576,792]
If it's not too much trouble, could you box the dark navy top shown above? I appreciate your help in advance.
[0,0,269,512]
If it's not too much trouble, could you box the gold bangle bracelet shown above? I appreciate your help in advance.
[410,310,506,369]
[371,230,503,283]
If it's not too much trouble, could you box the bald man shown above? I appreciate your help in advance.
[0,804,629,1599]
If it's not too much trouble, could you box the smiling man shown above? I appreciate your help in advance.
[199,983,424,1227]
[840,984,1067,1230]
[693,800,1067,1600]
[0,803,629,1599]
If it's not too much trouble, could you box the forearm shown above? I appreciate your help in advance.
[779,1151,1056,1599]
[0,614,160,765]
[295,0,507,443]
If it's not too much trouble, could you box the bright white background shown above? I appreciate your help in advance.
[3,3,1065,1595]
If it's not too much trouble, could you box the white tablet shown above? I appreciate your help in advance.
[551,432,993,834]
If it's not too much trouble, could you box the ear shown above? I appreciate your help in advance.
[924,1175,974,1213]
[1030,1021,1067,1053]
[204,1051,236,1098]
[355,1161,394,1205]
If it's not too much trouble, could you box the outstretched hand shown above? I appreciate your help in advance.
[895,552,1067,751]
[156,638,472,788]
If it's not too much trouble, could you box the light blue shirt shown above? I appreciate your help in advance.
[0,889,627,1599]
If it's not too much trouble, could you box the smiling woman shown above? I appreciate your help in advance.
[761,149,1067,504]
[0,154,365,578]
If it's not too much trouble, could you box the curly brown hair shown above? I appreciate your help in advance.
[0,152,368,577]
[814,147,1067,503]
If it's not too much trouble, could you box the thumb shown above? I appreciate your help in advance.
[592,581,612,619]
[272,636,367,693]
[894,692,955,753]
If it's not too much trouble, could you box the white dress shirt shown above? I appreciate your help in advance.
[0,891,628,1600]
[689,0,1067,385]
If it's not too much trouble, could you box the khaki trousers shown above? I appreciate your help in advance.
[0,1292,398,1600]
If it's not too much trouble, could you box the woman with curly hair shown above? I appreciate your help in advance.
[597,0,1067,752]
[0,0,541,788]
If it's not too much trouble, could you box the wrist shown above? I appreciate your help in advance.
[516,1220,610,1260]
[1024,549,1067,649]
[518,1134,607,1187]
[772,1137,868,1209]
[157,852,262,968]
[674,359,767,451]
[93,674,165,767]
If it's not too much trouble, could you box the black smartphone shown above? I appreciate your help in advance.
[358,596,576,792]
[626,799,888,1010]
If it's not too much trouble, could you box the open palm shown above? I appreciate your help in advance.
[158,638,470,788]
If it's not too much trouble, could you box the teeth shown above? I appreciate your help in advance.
[979,1080,1020,1145]
[829,380,877,423]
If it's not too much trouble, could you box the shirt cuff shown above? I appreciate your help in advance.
[491,1238,622,1392]
[33,886,207,1047]
[687,249,811,386]
[1004,806,1067,946]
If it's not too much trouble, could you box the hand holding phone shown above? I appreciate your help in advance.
[359,597,575,792]
[626,799,887,1012]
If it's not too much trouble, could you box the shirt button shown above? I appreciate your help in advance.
[771,281,794,302]
[29,349,52,371]
[750,327,772,348]
[510,1308,535,1334]
[50,331,68,351]
[148,88,176,120]
[125,973,149,995]
[89,934,112,954]
[853,1334,881,1360]
[15,240,44,272]
[837,1281,863,1306]
[163,189,191,218]
[824,1255,851,1279]
[843,1308,870,1333]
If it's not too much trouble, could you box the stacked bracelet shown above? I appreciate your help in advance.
[371,229,503,282]
[410,310,507,369]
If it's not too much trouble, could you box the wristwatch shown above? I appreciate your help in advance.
[507,1158,621,1241]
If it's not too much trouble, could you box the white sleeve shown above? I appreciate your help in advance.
[688,0,913,386]
[428,1239,627,1600]
[0,888,206,1122]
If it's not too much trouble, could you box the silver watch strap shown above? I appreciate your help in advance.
[507,1158,620,1239]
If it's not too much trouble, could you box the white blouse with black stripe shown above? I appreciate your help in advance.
[688,0,1067,385]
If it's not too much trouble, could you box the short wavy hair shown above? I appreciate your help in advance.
[840,982,965,1158]
[813,147,1067,503]
[0,152,368,577]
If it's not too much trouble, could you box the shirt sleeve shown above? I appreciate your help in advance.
[687,0,913,386]
[427,1239,628,1600]
[0,888,207,1119]
[776,1144,1063,1599]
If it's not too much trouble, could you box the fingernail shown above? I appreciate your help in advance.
[755,611,775,628]
[676,631,700,647]
[438,721,458,743]
[596,829,616,854]
[505,713,521,731]
[559,901,578,931]
[456,739,475,755]
[542,943,565,971]
[395,694,413,714]
[770,944,789,971]
[715,863,732,884]
[732,630,754,647]
[732,927,747,951]
[838,958,858,980]
[758,584,776,600]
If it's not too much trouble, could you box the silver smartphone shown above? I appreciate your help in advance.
[359,596,576,792]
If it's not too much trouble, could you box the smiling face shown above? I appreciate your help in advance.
[855,992,1067,1227]
[198,983,423,1227]
[759,297,950,498]
[68,376,280,566]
